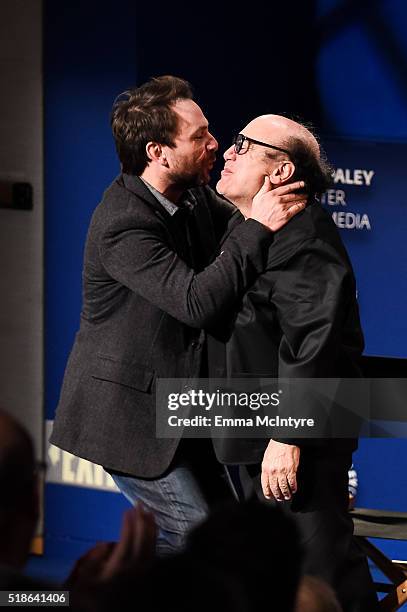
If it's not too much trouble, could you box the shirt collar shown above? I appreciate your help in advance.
[140,177,179,216]
[140,177,198,217]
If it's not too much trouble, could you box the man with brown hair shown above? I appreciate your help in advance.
[50,76,306,554]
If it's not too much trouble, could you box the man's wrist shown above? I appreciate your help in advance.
[271,438,300,447]
[245,217,274,234]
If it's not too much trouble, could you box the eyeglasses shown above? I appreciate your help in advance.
[233,133,290,156]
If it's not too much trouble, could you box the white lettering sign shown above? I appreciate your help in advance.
[333,169,375,186]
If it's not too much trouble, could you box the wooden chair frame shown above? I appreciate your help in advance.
[352,508,407,611]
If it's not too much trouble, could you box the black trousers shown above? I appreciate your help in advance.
[242,451,379,612]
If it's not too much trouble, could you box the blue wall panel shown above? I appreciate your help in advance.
[316,0,407,528]
[44,0,138,554]
[44,0,407,562]
[44,0,137,421]
[321,139,407,358]
[45,485,128,558]
[316,0,407,140]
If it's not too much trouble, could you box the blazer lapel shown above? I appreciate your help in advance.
[188,190,218,265]
[121,173,169,218]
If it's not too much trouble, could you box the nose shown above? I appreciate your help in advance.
[207,132,218,151]
[223,144,236,161]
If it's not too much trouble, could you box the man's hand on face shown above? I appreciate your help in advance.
[261,439,300,501]
[249,178,307,232]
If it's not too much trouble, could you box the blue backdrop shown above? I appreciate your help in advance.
[321,139,407,358]
[44,0,407,563]
[44,0,138,552]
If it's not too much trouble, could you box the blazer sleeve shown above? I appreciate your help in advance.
[98,206,272,329]
[270,237,353,445]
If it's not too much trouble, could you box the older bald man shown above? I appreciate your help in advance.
[209,115,378,611]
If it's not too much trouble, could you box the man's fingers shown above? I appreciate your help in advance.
[280,200,307,213]
[261,469,273,499]
[280,192,307,204]
[262,465,286,502]
[273,180,305,196]
[263,466,295,502]
[133,505,157,562]
[287,472,298,495]
[103,508,135,578]
[286,202,306,217]
[277,476,292,501]
[116,508,134,560]
[269,476,286,502]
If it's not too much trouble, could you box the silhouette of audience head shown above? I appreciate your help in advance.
[0,410,39,568]
[99,555,251,612]
[185,500,303,611]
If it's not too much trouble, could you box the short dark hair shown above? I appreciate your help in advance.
[285,136,334,199]
[111,75,193,175]
[263,119,334,199]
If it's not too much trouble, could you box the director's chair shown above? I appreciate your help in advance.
[352,508,407,611]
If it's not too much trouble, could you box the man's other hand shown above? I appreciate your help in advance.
[249,179,307,231]
[261,439,300,501]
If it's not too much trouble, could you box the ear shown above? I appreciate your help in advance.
[146,142,168,166]
[269,160,296,185]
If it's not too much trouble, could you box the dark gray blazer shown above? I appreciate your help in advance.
[50,174,272,477]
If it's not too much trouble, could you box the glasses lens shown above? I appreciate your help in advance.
[234,134,244,154]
